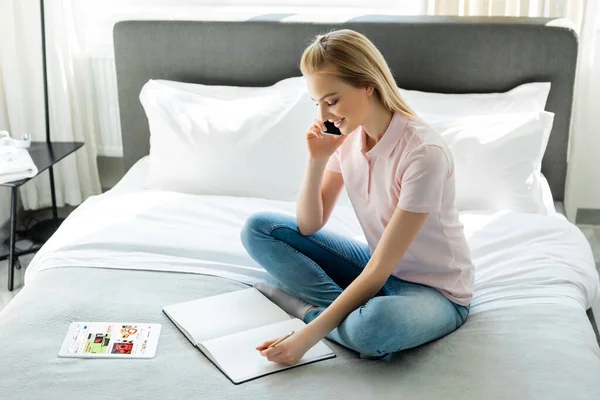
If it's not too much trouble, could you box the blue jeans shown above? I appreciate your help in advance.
[240,211,469,360]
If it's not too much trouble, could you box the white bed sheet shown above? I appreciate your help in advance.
[25,157,599,314]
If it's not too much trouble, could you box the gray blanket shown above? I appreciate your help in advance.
[1,267,599,400]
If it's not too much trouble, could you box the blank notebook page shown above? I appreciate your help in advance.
[163,287,291,343]
[200,318,335,383]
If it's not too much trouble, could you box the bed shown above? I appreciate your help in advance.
[1,16,600,400]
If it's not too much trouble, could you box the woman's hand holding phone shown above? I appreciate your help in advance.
[305,119,347,160]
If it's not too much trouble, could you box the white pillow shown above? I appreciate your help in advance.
[399,81,553,214]
[430,111,555,214]
[139,78,553,212]
[399,82,551,121]
[139,77,314,200]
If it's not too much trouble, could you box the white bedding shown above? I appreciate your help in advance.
[25,157,599,315]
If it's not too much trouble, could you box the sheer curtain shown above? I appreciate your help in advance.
[0,0,45,227]
[426,0,583,26]
[0,0,101,217]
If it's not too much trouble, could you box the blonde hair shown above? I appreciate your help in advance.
[300,29,419,119]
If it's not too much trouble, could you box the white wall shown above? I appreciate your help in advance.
[564,28,600,222]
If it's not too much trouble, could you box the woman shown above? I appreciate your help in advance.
[240,29,474,365]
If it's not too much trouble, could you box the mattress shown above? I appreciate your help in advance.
[1,157,599,400]
[23,157,600,315]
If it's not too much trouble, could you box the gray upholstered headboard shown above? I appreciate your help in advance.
[113,16,577,201]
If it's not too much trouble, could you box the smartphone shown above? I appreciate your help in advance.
[323,120,342,136]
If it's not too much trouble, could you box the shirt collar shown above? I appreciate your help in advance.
[360,111,407,158]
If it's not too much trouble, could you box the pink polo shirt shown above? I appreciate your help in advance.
[326,111,474,306]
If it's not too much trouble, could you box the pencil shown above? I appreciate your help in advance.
[267,331,295,349]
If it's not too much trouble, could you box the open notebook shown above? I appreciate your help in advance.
[162,287,335,384]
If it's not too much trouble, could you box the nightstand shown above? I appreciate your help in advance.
[0,141,83,291]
